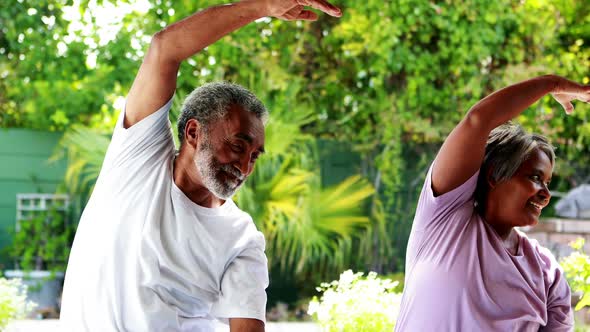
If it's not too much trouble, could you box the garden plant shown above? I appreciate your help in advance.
[308,270,403,331]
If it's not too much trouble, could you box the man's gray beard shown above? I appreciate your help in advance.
[195,141,244,200]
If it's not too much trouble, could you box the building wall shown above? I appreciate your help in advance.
[0,128,67,269]
[522,218,590,259]
[522,219,590,324]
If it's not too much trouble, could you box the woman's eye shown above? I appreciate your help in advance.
[531,175,540,182]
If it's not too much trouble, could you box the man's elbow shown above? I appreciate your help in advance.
[147,30,179,66]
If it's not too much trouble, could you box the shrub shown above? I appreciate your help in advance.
[12,206,72,272]
[0,278,36,329]
[561,238,590,310]
[308,270,402,331]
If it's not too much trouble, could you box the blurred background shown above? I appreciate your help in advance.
[0,0,589,330]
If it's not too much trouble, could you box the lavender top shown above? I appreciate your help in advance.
[395,166,573,331]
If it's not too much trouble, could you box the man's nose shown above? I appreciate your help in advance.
[234,155,251,178]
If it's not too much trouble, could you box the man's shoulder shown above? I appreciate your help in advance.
[226,200,256,225]
[211,200,264,248]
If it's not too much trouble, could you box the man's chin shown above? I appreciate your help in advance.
[209,185,240,201]
[210,189,232,200]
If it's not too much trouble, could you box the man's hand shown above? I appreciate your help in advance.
[125,0,341,129]
[260,0,342,21]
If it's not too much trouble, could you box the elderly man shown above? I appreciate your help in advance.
[60,0,341,331]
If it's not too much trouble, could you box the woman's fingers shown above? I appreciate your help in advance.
[562,100,574,115]
[552,93,575,114]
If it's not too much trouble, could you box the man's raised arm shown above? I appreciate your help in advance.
[124,0,341,128]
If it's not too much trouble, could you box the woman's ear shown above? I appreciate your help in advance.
[486,166,497,189]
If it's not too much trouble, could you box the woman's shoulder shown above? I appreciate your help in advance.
[518,231,563,274]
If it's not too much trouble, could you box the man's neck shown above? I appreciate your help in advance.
[173,151,225,208]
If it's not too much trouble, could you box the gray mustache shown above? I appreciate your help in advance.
[219,164,245,181]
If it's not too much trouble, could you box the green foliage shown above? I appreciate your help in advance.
[308,270,403,331]
[230,80,376,281]
[4,0,590,279]
[0,278,36,329]
[561,238,590,311]
[239,168,374,279]
[0,0,126,131]
[50,125,111,219]
[11,207,71,272]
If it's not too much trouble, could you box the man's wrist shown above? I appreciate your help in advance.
[237,0,272,19]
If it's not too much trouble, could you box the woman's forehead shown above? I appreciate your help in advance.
[517,149,553,175]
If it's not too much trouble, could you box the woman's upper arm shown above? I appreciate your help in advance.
[431,110,490,196]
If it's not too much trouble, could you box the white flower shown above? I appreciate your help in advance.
[308,270,403,331]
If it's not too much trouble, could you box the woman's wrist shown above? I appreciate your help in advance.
[538,74,561,93]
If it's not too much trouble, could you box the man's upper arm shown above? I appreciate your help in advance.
[229,318,264,332]
[210,237,269,324]
[124,32,179,129]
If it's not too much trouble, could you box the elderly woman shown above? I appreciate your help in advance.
[396,75,589,331]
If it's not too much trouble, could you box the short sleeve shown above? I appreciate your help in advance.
[101,97,175,173]
[210,235,269,324]
[540,250,574,331]
[412,163,479,231]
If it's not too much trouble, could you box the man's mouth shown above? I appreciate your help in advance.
[222,170,243,185]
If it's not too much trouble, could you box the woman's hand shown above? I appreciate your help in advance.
[258,0,342,21]
[550,76,590,114]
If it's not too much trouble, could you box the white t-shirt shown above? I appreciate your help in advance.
[60,98,269,331]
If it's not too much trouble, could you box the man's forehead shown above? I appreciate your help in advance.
[213,105,265,145]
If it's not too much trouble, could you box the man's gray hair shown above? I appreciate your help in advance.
[475,122,555,213]
[177,82,268,144]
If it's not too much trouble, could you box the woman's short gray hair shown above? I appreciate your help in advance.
[475,122,555,213]
[177,82,268,144]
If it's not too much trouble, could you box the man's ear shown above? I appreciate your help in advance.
[184,119,200,148]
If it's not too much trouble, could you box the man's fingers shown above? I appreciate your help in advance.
[297,0,342,17]
[297,10,319,21]
[279,5,304,21]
